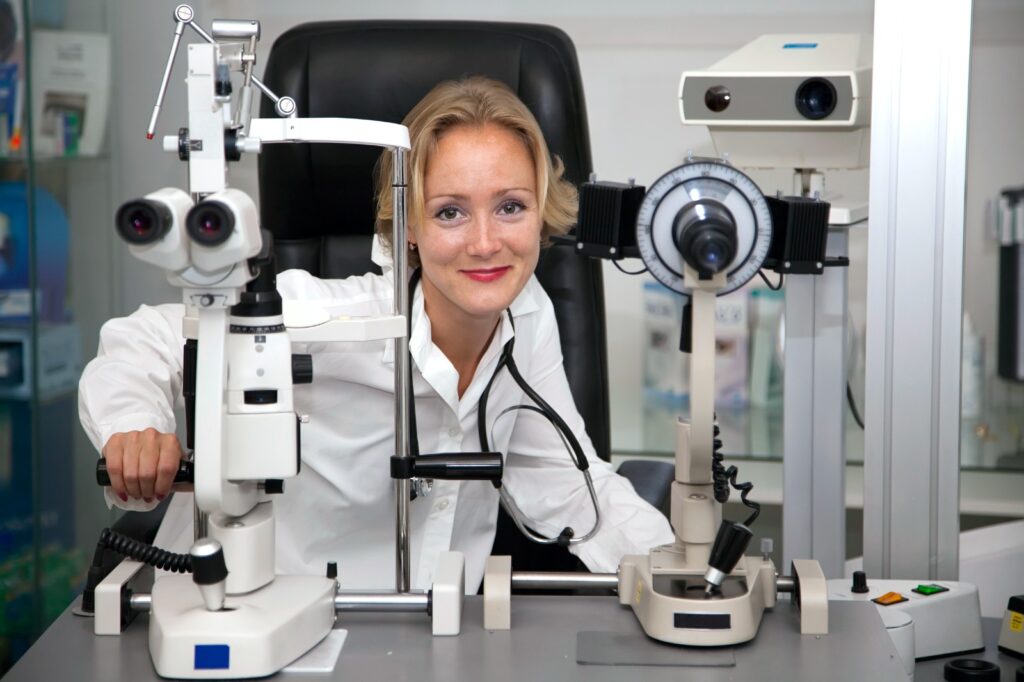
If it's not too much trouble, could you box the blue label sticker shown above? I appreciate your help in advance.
[783,43,819,49]
[195,644,230,670]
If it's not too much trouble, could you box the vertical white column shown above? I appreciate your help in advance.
[782,230,850,578]
[863,0,973,579]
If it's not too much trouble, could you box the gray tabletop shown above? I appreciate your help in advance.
[5,595,1021,681]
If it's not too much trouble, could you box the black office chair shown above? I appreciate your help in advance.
[256,20,672,574]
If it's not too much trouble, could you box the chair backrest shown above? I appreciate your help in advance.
[257,20,611,462]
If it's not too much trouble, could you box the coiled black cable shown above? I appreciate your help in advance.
[97,527,192,573]
[710,421,761,526]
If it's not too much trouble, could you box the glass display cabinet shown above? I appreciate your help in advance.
[0,0,115,672]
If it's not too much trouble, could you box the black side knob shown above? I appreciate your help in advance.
[326,562,338,580]
[851,570,869,594]
[292,354,313,384]
[263,479,284,495]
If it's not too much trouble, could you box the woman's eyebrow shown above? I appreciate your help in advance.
[493,187,534,197]
[426,193,470,202]
[425,187,534,203]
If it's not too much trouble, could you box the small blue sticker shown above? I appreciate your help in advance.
[195,644,230,670]
[783,43,818,49]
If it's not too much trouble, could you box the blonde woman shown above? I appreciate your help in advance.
[80,77,673,592]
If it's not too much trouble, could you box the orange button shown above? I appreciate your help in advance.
[873,591,908,606]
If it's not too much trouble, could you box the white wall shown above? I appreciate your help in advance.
[104,0,879,451]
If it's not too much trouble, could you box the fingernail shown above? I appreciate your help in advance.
[119,493,128,502]
[157,494,166,501]
[144,497,153,503]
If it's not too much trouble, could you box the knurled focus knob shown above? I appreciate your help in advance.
[292,354,313,384]
[851,570,869,594]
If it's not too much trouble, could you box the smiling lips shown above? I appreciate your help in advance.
[461,266,511,283]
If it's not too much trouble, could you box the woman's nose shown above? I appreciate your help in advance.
[466,218,502,257]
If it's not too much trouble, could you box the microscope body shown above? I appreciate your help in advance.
[617,268,779,646]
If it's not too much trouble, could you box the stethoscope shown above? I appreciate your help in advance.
[407,268,601,547]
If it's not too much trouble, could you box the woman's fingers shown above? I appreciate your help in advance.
[101,435,128,501]
[104,429,182,502]
[155,433,183,499]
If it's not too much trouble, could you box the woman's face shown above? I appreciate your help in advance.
[414,122,542,324]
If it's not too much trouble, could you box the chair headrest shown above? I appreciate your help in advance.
[258,20,593,243]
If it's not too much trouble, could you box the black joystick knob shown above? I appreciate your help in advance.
[851,570,870,594]
[190,539,229,612]
[292,354,313,384]
[705,520,753,591]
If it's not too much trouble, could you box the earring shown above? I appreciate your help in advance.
[408,242,417,251]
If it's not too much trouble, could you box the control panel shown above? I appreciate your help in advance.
[828,572,984,660]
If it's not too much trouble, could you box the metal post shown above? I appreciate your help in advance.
[782,229,850,578]
[391,148,412,593]
[334,592,429,613]
[510,572,619,591]
[863,0,972,580]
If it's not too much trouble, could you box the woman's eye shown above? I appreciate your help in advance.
[498,200,525,216]
[435,206,462,221]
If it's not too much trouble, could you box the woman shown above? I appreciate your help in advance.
[79,76,674,592]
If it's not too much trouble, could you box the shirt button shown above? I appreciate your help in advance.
[436,499,450,511]
[448,427,460,438]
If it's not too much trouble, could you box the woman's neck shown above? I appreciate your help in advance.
[420,278,501,398]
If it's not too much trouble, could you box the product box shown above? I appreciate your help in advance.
[30,30,110,157]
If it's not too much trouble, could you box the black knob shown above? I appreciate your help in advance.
[190,539,228,586]
[292,354,313,384]
[177,127,190,161]
[263,479,284,495]
[326,562,338,580]
[851,570,869,594]
[707,520,753,584]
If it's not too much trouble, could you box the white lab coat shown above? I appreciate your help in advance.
[78,256,674,593]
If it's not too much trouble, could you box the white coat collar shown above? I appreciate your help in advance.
[374,235,541,411]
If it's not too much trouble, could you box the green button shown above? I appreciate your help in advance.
[912,584,949,596]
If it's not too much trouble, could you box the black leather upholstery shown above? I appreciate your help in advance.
[257,22,611,464]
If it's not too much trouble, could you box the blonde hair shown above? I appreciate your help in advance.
[375,76,577,265]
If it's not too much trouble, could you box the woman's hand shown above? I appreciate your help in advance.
[102,428,184,502]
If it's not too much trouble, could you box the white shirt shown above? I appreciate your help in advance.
[78,262,674,593]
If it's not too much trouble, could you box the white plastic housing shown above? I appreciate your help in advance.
[827,577,984,659]
[149,573,335,679]
[94,560,152,635]
[431,551,465,636]
[679,34,873,169]
[209,501,275,595]
[225,323,293,414]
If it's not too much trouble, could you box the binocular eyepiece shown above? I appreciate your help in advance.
[117,197,238,247]
[115,199,174,246]
[114,187,261,274]
[186,201,235,247]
